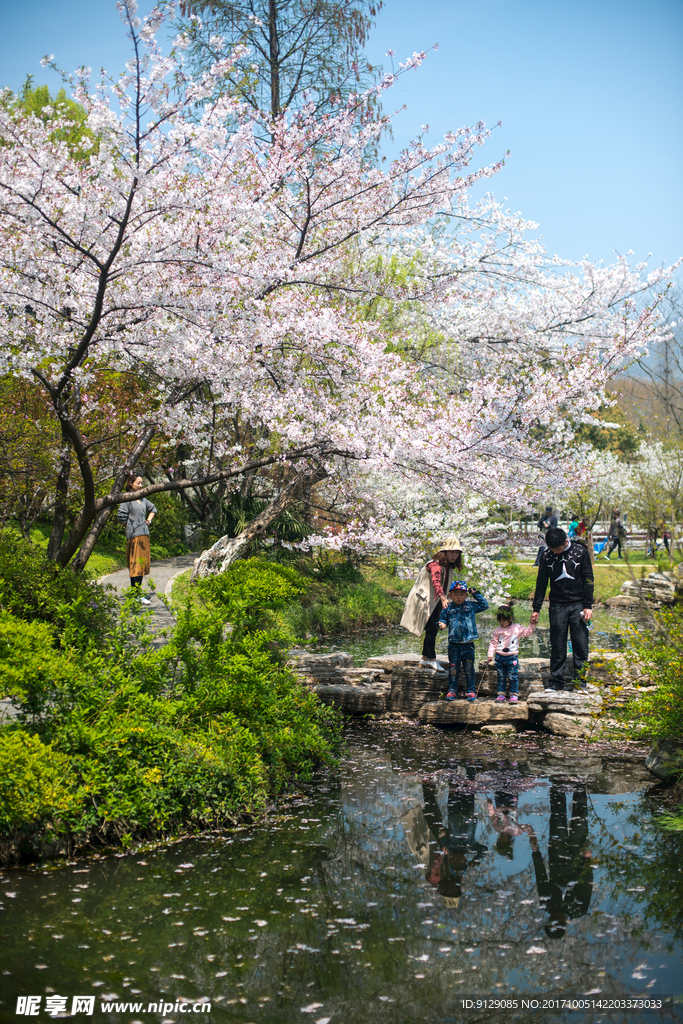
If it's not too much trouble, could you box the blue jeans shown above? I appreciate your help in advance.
[495,653,519,695]
[448,642,476,693]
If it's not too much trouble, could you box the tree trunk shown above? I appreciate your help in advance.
[192,471,315,580]
[70,424,158,573]
[268,0,281,119]
[47,430,72,561]
[586,500,602,570]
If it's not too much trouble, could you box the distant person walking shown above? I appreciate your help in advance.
[400,537,464,670]
[533,506,558,566]
[117,474,157,604]
[604,509,626,560]
[530,526,594,691]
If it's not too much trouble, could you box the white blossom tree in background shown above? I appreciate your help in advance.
[625,442,683,560]
[553,450,634,565]
[0,0,677,576]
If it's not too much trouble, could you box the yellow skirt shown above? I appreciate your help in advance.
[126,535,151,577]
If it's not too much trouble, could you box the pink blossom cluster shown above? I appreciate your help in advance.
[0,0,678,559]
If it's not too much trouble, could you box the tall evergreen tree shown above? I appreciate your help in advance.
[177,0,383,121]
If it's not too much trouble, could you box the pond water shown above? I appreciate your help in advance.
[2,724,682,1023]
[311,606,643,666]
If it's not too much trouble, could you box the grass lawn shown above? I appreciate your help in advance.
[24,522,127,578]
[170,558,412,637]
[19,521,190,579]
[170,568,195,608]
[502,555,668,603]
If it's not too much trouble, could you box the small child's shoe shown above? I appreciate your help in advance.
[495,693,506,703]
[446,689,457,701]
[508,694,518,704]
[466,691,476,703]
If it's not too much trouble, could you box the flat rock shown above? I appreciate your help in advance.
[588,651,652,688]
[544,712,594,738]
[605,595,640,609]
[418,701,529,725]
[313,682,390,715]
[287,651,354,676]
[363,653,423,673]
[311,667,383,687]
[527,690,602,715]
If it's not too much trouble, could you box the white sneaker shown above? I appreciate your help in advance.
[544,686,555,692]
[140,595,152,605]
[420,658,439,671]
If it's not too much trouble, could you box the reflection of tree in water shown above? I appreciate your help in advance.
[593,793,683,941]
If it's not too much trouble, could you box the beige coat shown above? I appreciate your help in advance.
[400,561,453,636]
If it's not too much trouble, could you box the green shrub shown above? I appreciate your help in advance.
[612,607,683,744]
[0,732,80,832]
[0,558,340,862]
[0,612,82,717]
[604,606,683,831]
[0,530,115,645]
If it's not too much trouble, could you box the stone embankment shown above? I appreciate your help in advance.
[606,569,678,609]
[287,649,633,738]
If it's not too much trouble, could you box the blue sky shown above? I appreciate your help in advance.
[1,0,681,268]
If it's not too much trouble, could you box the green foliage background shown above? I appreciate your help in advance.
[0,539,339,863]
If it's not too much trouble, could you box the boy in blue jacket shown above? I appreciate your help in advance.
[438,581,489,702]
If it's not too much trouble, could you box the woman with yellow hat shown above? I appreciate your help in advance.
[400,536,464,669]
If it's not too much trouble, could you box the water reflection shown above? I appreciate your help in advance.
[402,774,487,908]
[0,725,681,1024]
[532,787,592,940]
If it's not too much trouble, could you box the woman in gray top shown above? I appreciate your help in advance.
[117,474,157,603]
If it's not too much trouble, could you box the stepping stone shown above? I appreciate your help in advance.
[364,653,423,673]
[418,700,529,725]
[480,723,518,735]
[527,690,602,715]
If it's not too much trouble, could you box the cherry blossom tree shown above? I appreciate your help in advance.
[0,0,677,575]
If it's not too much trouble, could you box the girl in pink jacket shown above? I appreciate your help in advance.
[487,603,536,703]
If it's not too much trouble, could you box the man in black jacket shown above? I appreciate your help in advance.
[530,527,594,691]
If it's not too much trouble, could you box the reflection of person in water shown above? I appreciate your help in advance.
[487,792,537,859]
[531,785,593,939]
[401,770,487,908]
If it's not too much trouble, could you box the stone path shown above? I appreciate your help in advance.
[0,553,197,724]
[98,552,197,639]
